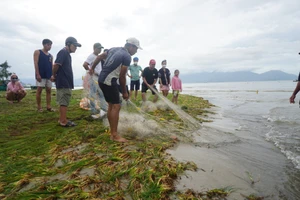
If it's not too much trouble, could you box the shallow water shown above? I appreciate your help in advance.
[169,81,300,200]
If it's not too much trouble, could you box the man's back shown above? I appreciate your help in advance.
[99,47,131,86]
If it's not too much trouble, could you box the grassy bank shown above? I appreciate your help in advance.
[0,89,235,200]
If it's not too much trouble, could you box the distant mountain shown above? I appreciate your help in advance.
[179,70,298,83]
[19,70,298,86]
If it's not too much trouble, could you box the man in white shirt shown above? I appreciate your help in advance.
[83,43,107,119]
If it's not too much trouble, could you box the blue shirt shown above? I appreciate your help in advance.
[54,48,74,89]
[38,50,52,79]
[99,47,131,86]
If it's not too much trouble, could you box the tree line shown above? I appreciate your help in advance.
[0,61,12,81]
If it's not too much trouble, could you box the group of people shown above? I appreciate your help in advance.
[127,58,182,104]
[5,36,183,143]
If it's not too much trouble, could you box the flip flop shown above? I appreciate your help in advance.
[60,120,76,127]
[47,108,56,112]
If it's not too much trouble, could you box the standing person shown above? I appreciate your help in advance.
[82,43,107,119]
[171,69,182,104]
[141,59,159,102]
[6,74,27,103]
[33,39,54,112]
[51,36,81,127]
[290,72,300,104]
[128,57,143,100]
[158,59,171,97]
[91,37,142,142]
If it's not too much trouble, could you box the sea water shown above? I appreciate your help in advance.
[176,80,300,199]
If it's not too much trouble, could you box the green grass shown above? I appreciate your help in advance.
[0,89,231,200]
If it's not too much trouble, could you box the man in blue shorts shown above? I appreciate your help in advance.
[142,59,159,102]
[91,37,142,142]
[128,57,143,100]
[51,36,81,127]
[33,39,54,112]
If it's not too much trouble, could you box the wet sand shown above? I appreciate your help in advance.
[168,112,298,200]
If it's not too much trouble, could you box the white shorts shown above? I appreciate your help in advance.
[36,79,52,88]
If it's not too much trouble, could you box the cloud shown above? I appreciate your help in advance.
[0,0,300,83]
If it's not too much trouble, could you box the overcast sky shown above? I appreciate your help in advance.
[0,0,300,80]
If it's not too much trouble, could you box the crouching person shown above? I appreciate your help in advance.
[6,74,27,103]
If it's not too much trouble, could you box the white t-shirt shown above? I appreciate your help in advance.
[85,53,102,75]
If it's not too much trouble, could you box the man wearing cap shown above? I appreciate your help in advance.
[51,36,81,127]
[33,39,54,112]
[90,37,142,142]
[141,59,159,102]
[128,57,143,100]
[82,43,108,119]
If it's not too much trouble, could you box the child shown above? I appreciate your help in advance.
[171,69,182,104]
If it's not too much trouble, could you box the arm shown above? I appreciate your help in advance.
[290,81,300,103]
[91,53,107,71]
[33,50,41,82]
[127,66,132,78]
[51,63,60,82]
[83,62,89,71]
[119,65,129,100]
[139,68,143,78]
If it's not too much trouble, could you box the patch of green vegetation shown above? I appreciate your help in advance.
[0,89,225,199]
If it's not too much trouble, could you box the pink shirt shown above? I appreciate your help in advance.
[171,76,182,91]
[7,82,24,93]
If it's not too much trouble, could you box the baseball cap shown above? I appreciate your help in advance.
[94,43,104,49]
[133,57,139,61]
[126,37,143,50]
[149,59,156,65]
[65,37,82,47]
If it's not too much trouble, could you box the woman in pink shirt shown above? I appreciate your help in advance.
[171,69,182,104]
[6,74,27,103]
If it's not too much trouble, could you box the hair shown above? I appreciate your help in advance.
[104,49,109,53]
[174,69,179,74]
[42,39,52,45]
[161,60,167,64]
[11,73,18,79]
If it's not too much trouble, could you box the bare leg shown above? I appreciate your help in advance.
[175,96,178,104]
[59,106,68,124]
[129,90,133,99]
[6,91,15,103]
[46,87,52,109]
[36,87,43,110]
[153,94,158,103]
[17,90,26,102]
[108,103,127,142]
[142,92,147,102]
[135,90,138,100]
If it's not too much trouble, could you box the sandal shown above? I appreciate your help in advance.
[60,120,77,127]
[47,108,56,112]
[37,108,43,112]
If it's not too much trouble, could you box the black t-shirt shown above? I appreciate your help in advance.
[158,68,171,85]
[54,48,73,89]
[142,67,158,85]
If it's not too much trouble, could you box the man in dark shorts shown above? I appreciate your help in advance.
[91,37,142,142]
[141,59,158,102]
[51,36,81,127]
[128,57,143,100]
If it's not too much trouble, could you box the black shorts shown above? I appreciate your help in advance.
[130,80,140,91]
[99,83,120,104]
[141,83,157,95]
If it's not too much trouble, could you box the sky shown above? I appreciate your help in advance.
[0,0,300,81]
